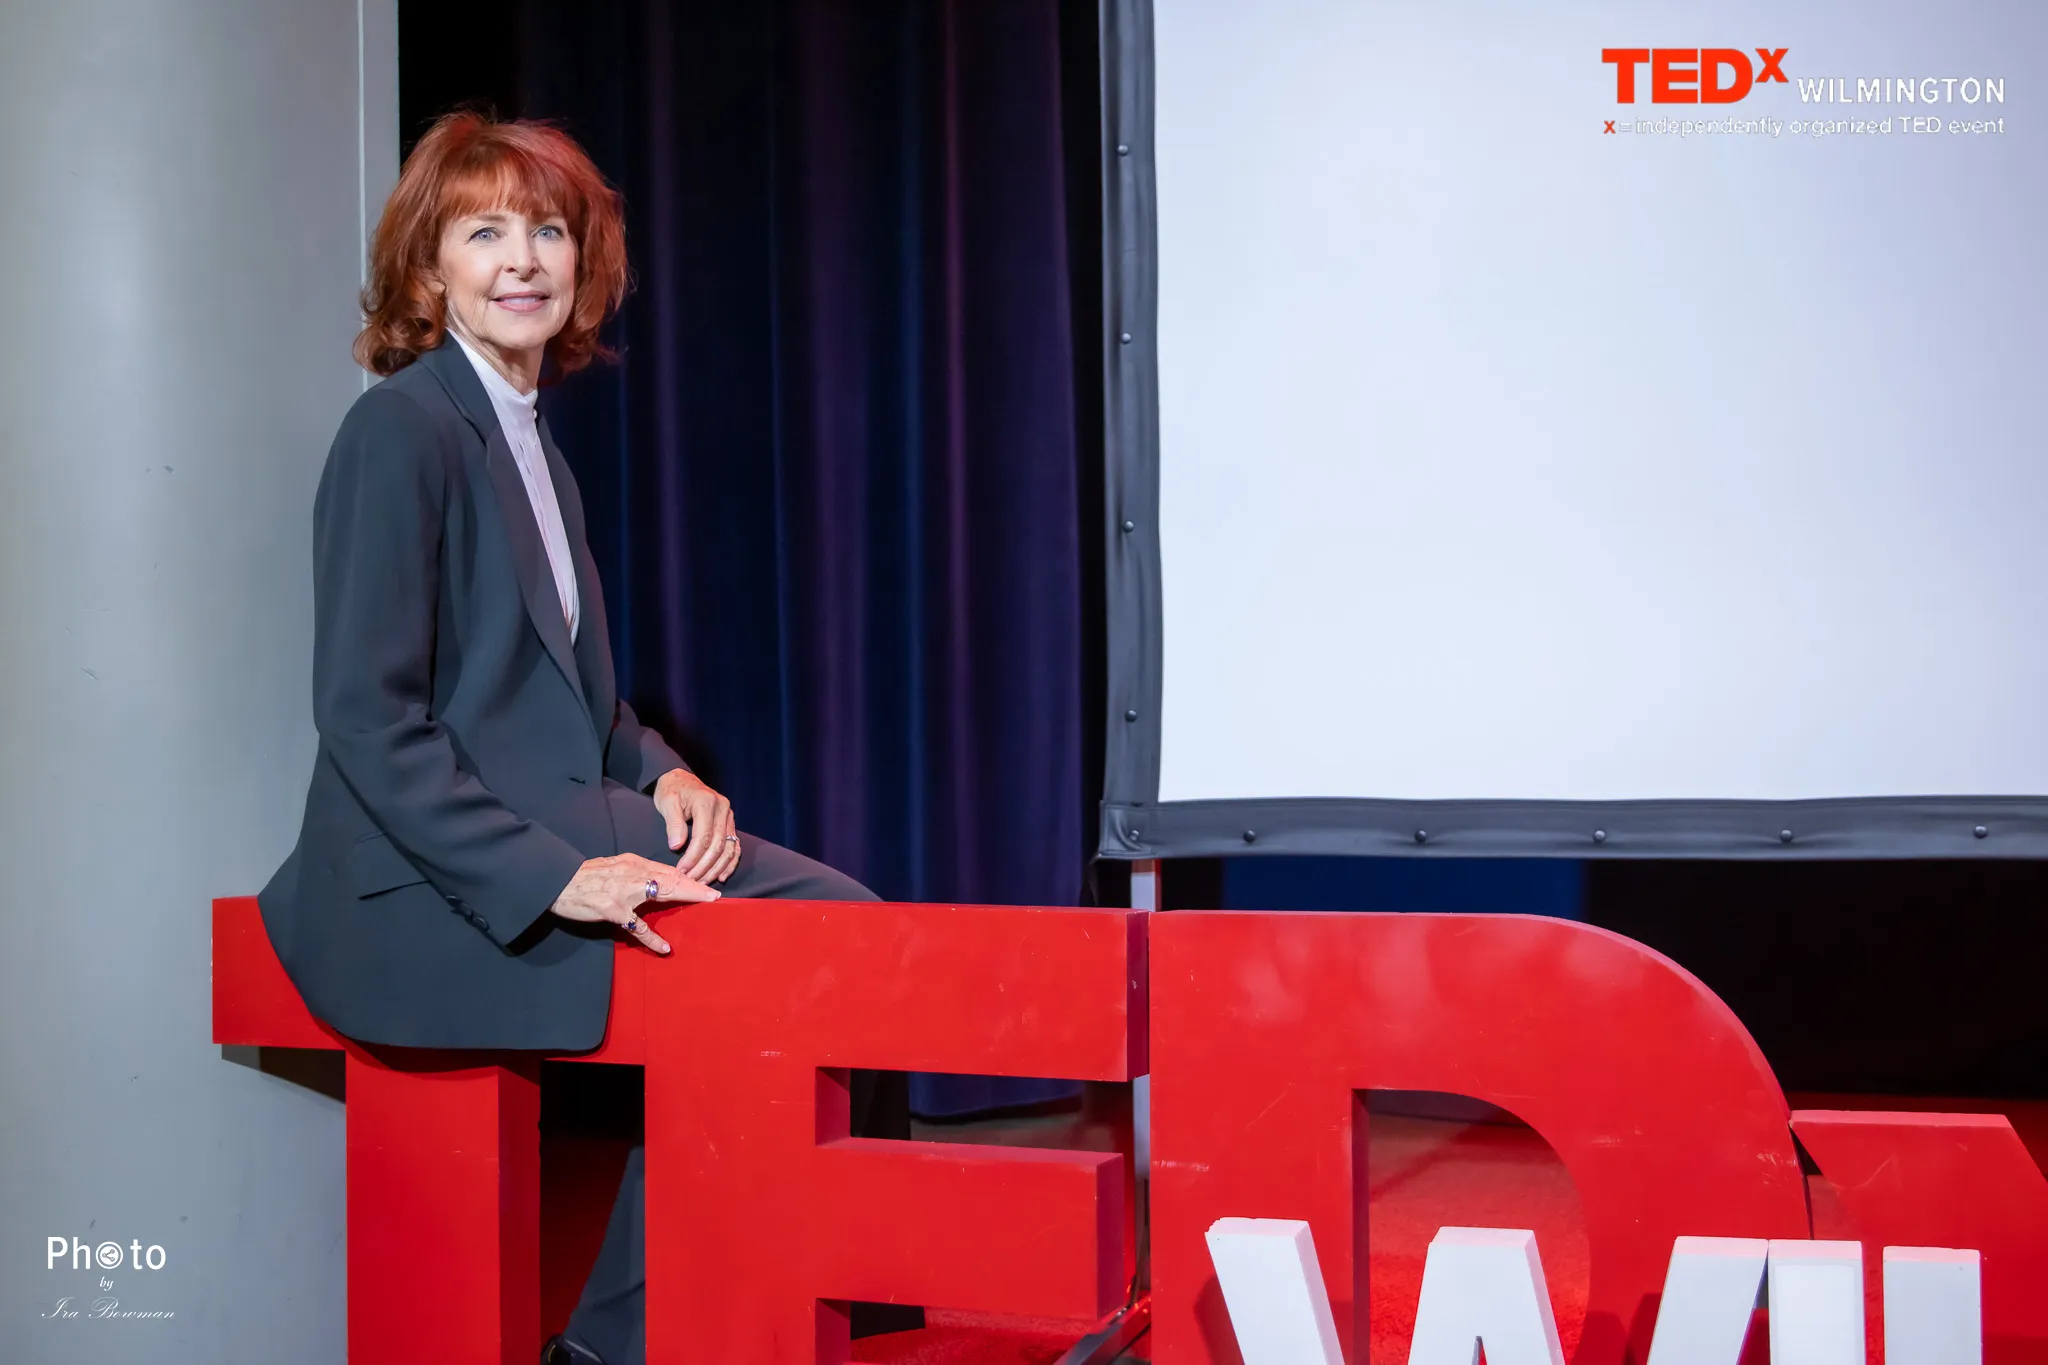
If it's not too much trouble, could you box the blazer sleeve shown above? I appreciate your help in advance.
[311,388,587,948]
[604,696,690,793]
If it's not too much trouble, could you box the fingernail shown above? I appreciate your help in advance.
[658,944,671,954]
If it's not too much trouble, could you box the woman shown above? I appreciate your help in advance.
[258,111,917,1365]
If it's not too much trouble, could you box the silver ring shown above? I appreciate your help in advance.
[724,834,740,844]
[643,877,660,902]
[621,915,641,934]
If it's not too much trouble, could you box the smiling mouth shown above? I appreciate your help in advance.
[492,293,550,314]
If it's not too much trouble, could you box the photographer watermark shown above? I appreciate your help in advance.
[42,1235,177,1322]
[47,1237,168,1272]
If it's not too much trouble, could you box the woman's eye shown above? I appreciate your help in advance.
[537,225,564,239]
[469,227,496,241]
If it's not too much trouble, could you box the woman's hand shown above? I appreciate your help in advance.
[652,768,743,885]
[549,854,720,956]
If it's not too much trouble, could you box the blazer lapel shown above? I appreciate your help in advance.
[538,414,616,735]
[415,342,590,717]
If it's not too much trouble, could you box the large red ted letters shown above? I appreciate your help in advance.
[1148,912,1811,1364]
[641,901,1146,1361]
[213,898,2048,1364]
[1602,48,1791,104]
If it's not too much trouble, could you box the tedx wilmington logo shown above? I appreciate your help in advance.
[1598,46,2011,139]
[42,1235,177,1323]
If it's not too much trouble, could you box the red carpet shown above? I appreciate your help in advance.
[547,1096,2048,1363]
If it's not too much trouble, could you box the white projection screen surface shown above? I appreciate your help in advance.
[1098,0,2048,860]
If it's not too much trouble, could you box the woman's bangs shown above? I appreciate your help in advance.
[442,150,571,229]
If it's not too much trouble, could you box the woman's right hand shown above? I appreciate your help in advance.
[549,854,720,956]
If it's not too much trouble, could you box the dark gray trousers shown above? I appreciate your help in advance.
[563,830,924,1364]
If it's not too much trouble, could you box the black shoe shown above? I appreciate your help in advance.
[541,1334,607,1365]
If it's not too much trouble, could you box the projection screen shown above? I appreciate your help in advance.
[1098,0,2048,860]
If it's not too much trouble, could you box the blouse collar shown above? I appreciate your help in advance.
[447,326,539,415]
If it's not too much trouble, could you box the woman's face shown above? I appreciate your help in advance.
[433,206,577,372]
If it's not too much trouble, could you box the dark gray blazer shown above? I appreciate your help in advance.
[258,339,687,1053]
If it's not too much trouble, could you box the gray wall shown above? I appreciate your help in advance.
[0,0,394,1358]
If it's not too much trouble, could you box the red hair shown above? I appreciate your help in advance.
[355,111,630,378]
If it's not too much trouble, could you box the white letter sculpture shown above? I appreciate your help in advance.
[1204,1218,1344,1365]
[1406,1227,1566,1365]
[1645,1236,1768,1365]
[1884,1246,1982,1365]
[1207,1221,1982,1364]
[1767,1239,1864,1365]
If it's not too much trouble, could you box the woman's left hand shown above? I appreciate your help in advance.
[652,768,743,885]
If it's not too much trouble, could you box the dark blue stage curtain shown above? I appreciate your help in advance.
[418,1,1095,1117]
[1223,857,1586,920]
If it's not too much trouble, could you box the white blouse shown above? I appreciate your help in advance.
[449,328,581,643]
